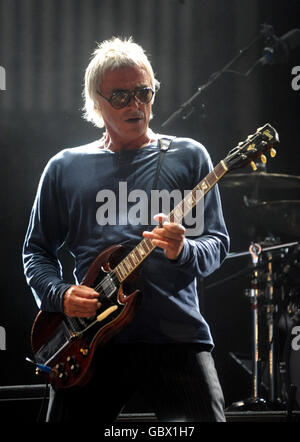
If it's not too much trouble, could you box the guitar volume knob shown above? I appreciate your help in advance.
[70,363,80,374]
[58,371,69,383]
[66,355,76,365]
[55,362,65,372]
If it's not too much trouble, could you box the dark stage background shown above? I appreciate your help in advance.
[0,0,299,413]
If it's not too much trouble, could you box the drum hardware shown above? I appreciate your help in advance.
[205,241,299,292]
[221,172,300,190]
[220,170,300,411]
[228,242,269,410]
[226,240,300,411]
[227,241,299,260]
[244,200,300,240]
[248,243,263,405]
[265,248,276,403]
[221,171,300,242]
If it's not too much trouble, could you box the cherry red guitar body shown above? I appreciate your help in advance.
[31,244,140,389]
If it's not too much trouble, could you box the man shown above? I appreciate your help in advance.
[23,37,229,422]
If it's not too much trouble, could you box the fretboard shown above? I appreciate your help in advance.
[113,160,228,282]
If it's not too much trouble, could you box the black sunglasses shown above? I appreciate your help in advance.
[96,87,154,109]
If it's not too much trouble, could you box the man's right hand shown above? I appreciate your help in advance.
[63,285,101,318]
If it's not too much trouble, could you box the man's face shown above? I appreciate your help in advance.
[97,65,154,145]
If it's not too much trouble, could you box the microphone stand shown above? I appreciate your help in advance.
[161,30,264,128]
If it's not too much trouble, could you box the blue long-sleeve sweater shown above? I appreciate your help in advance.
[23,136,229,346]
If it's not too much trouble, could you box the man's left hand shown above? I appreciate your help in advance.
[143,213,186,261]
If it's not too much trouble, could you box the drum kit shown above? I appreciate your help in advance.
[219,170,300,412]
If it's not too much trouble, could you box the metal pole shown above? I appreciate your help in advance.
[249,243,262,400]
[266,252,275,403]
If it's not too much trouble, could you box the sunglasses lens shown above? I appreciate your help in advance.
[111,91,130,109]
[136,88,153,104]
[110,88,154,109]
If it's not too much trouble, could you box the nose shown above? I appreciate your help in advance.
[127,94,139,108]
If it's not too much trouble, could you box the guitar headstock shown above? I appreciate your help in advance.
[224,123,279,171]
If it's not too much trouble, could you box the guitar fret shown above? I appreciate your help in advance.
[135,249,142,261]
[116,263,123,278]
[135,248,141,261]
[114,267,122,281]
[145,238,154,252]
[118,267,124,280]
[192,190,197,204]
[216,161,228,177]
[128,255,135,268]
[130,251,137,265]
[174,206,182,221]
[137,243,146,258]
[125,258,133,272]
[181,200,185,215]
[122,260,129,274]
[120,262,126,277]
[131,251,138,266]
[184,193,193,209]
[142,240,149,253]
[214,163,222,178]
[212,169,218,180]
[205,173,216,187]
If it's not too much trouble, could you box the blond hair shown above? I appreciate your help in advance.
[82,37,160,128]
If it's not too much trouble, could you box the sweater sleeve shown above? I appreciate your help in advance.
[169,143,230,277]
[23,157,72,312]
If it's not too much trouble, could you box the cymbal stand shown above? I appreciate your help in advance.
[227,242,267,411]
[265,250,276,404]
[248,243,266,406]
[225,241,300,411]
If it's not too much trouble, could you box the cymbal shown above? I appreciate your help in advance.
[221,172,300,189]
[246,200,300,239]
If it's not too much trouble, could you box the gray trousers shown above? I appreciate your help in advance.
[46,343,226,422]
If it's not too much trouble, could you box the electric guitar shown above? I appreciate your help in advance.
[30,123,279,389]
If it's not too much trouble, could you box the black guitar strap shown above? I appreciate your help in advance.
[149,137,175,225]
[152,137,175,191]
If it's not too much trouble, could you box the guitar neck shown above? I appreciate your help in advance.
[113,160,228,282]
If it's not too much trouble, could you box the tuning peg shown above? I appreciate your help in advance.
[270,148,276,157]
[250,161,257,171]
[260,154,267,164]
